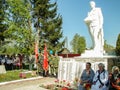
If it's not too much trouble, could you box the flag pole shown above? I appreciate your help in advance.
[34,29,40,72]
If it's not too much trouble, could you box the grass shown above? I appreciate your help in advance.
[0,70,36,83]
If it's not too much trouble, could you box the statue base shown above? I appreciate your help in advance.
[81,50,104,57]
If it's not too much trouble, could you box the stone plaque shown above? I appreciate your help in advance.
[0,65,6,74]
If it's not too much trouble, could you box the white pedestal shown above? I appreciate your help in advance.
[81,50,103,57]
[58,56,120,82]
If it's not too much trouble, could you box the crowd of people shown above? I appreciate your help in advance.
[0,54,35,70]
[0,54,23,70]
[78,62,120,90]
[0,52,59,77]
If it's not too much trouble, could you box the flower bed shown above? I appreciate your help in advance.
[40,78,78,90]
[40,84,73,90]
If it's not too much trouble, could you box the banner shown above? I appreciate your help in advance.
[43,44,48,71]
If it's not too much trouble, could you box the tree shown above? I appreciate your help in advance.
[71,33,86,54]
[104,40,115,53]
[0,0,6,46]
[4,0,34,55]
[115,33,120,56]
[31,0,64,53]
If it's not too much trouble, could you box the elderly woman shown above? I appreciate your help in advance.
[78,62,95,90]
[109,66,120,90]
[91,63,109,90]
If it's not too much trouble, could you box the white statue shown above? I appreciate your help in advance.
[84,1,104,55]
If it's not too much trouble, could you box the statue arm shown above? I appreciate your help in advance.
[84,11,93,24]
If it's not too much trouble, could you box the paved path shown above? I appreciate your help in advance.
[0,77,56,90]
[13,85,48,90]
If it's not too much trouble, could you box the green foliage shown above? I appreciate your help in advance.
[71,33,86,54]
[0,0,6,45]
[36,54,59,76]
[104,40,115,53]
[49,55,59,75]
[31,0,64,52]
[0,0,64,55]
[115,34,120,56]
[4,0,34,55]
[49,55,59,67]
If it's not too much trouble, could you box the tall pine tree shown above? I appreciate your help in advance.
[0,0,6,44]
[31,0,64,53]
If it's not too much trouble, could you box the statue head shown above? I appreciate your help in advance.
[90,1,96,9]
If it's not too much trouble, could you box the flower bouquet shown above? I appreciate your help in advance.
[83,83,91,90]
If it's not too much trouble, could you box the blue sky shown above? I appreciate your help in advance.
[55,0,120,50]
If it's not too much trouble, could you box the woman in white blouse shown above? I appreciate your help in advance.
[91,63,109,90]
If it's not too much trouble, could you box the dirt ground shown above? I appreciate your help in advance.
[0,77,56,90]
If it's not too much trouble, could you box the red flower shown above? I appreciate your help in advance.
[84,83,91,89]
[63,80,66,82]
[55,79,59,83]
[67,83,71,87]
[19,73,26,78]
[62,87,69,90]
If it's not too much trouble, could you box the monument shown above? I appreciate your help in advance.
[82,1,104,57]
[57,1,120,86]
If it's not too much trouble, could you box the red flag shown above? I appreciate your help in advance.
[35,42,38,63]
[43,44,48,71]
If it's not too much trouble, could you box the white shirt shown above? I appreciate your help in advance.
[91,70,109,90]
